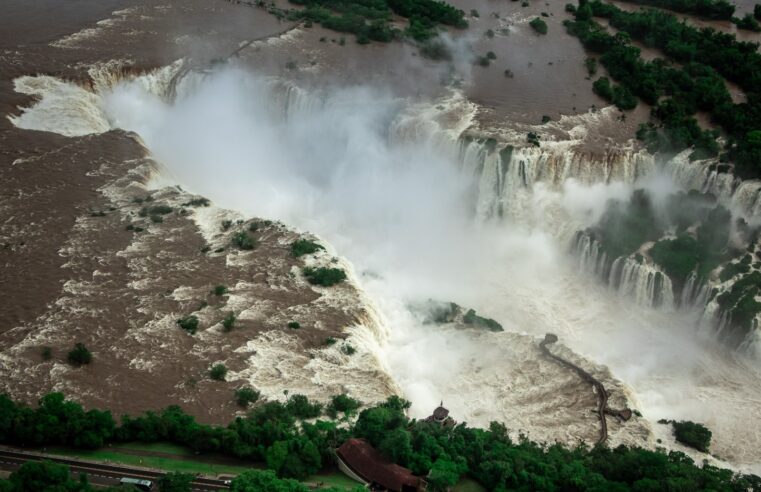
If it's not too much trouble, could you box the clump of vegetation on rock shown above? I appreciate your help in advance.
[529,17,548,34]
[235,387,261,407]
[222,312,237,332]
[290,239,324,257]
[303,266,347,286]
[177,315,199,335]
[232,231,257,250]
[209,363,228,381]
[67,343,92,366]
[660,419,713,452]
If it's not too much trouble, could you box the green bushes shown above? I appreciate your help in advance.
[285,0,466,43]
[232,231,257,250]
[462,309,503,332]
[613,0,734,19]
[529,17,548,34]
[222,312,236,332]
[209,364,228,381]
[67,343,92,366]
[287,321,301,329]
[593,76,637,110]
[290,239,324,257]
[756,4,761,20]
[235,387,261,407]
[213,285,227,296]
[671,420,713,452]
[286,394,323,419]
[733,13,761,31]
[326,393,362,418]
[177,315,199,335]
[302,266,347,286]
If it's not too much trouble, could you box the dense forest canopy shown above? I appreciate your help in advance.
[566,0,761,178]
[1,393,760,491]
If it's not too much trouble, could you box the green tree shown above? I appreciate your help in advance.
[158,472,194,492]
[8,461,91,491]
[230,470,308,492]
[209,364,228,381]
[67,343,92,366]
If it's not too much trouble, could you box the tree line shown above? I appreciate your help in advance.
[285,0,467,43]
[1,393,760,491]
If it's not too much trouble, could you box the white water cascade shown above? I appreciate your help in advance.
[9,63,761,472]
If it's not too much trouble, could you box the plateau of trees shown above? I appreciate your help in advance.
[660,420,713,452]
[282,0,467,43]
[565,0,761,177]
[1,393,760,491]
[613,0,735,19]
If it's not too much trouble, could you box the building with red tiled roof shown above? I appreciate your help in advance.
[336,438,425,491]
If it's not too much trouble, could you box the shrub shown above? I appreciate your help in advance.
[235,387,261,407]
[327,393,362,418]
[290,239,324,257]
[221,220,233,231]
[470,8,479,17]
[285,394,323,419]
[585,57,597,75]
[529,17,548,34]
[67,343,92,366]
[477,56,491,67]
[756,4,761,20]
[672,420,712,452]
[41,346,52,361]
[182,198,210,207]
[302,267,347,286]
[287,321,301,329]
[527,132,541,146]
[541,115,551,124]
[248,222,260,232]
[232,231,256,250]
[504,69,514,78]
[150,214,163,224]
[177,315,199,335]
[213,285,227,296]
[485,28,494,38]
[222,312,236,332]
[419,40,452,60]
[341,344,356,355]
[324,337,337,346]
[209,364,228,381]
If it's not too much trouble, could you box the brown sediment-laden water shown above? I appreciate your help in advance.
[2,0,761,477]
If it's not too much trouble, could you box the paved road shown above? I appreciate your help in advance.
[0,448,230,491]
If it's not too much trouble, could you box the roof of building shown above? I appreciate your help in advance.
[432,404,449,420]
[336,438,420,491]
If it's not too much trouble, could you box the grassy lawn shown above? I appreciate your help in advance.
[304,471,360,489]
[108,441,194,456]
[46,447,252,476]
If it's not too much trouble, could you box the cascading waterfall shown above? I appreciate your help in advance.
[609,257,674,309]
[570,232,674,310]
[8,60,760,356]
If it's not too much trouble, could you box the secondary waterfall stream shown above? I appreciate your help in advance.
[9,64,761,473]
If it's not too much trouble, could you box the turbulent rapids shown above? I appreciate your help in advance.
[7,60,761,474]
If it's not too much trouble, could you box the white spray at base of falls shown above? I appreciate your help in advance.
[8,65,761,473]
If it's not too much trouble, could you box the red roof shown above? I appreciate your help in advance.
[336,438,420,491]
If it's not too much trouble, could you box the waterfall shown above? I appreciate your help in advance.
[571,231,609,278]
[608,257,674,309]
[680,271,711,310]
